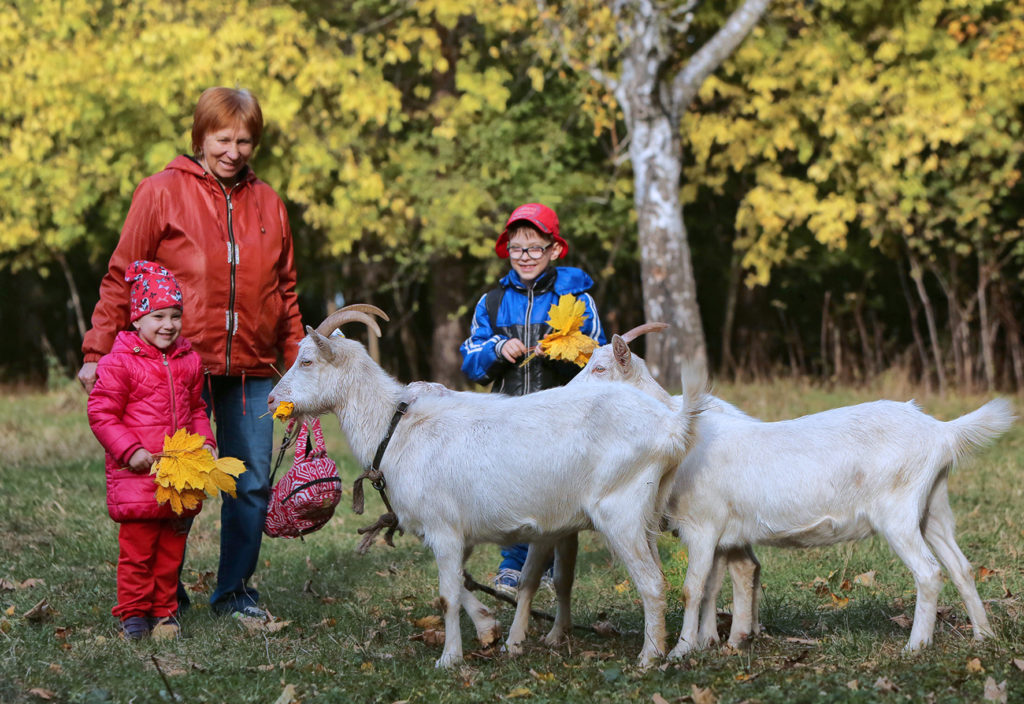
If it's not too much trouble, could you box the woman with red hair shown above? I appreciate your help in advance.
[80,86,304,621]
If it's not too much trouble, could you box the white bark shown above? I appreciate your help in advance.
[607,0,772,386]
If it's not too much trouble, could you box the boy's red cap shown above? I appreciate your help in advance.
[495,203,568,259]
[125,260,184,322]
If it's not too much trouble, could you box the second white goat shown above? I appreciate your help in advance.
[573,329,1013,656]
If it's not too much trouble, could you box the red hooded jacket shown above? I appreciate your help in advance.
[88,331,216,522]
[82,156,304,376]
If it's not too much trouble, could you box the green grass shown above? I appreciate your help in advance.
[1,381,1023,703]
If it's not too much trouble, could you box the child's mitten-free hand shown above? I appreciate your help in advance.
[127,448,154,473]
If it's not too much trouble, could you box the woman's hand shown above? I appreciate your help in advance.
[127,448,154,473]
[78,362,98,394]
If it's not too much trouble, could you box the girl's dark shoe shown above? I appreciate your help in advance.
[121,616,151,640]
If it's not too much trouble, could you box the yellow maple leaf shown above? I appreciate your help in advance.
[521,294,598,367]
[151,429,247,514]
[273,402,294,421]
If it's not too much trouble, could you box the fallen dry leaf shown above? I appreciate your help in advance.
[983,677,1007,703]
[20,578,45,589]
[28,688,55,700]
[846,680,859,690]
[409,628,445,646]
[890,614,912,629]
[591,621,620,637]
[691,684,717,704]
[978,566,998,582]
[272,684,298,704]
[874,677,900,693]
[853,571,876,588]
[0,578,16,591]
[1013,658,1024,672]
[530,669,555,683]
[506,687,532,699]
[413,615,443,630]
[966,658,985,674]
[652,694,670,704]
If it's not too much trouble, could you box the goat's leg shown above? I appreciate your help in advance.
[724,548,760,647]
[595,501,666,667]
[432,534,467,668]
[505,542,552,655]
[725,545,762,648]
[922,478,994,640]
[459,545,501,647]
[879,519,945,652]
[543,533,578,647]
[668,533,717,660]
[696,549,727,647]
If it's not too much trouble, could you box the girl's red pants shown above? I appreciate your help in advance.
[112,519,188,621]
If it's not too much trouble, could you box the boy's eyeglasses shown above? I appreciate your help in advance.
[508,244,552,260]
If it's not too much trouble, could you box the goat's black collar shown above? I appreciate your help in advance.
[371,401,409,473]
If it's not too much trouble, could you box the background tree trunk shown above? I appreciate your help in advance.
[429,256,469,387]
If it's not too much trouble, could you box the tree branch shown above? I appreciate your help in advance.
[670,0,773,116]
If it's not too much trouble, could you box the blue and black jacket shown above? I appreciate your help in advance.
[460,266,605,396]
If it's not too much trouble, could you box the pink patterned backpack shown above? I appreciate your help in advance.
[263,419,342,538]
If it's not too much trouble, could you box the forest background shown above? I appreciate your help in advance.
[3,0,1023,394]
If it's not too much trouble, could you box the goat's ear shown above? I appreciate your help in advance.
[612,335,633,372]
[306,325,335,361]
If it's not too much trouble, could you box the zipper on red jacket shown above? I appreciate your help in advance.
[163,352,178,431]
[212,178,240,375]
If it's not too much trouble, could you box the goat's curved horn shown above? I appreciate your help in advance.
[620,322,669,344]
[315,304,389,338]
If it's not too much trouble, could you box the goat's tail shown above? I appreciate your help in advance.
[674,368,711,458]
[947,398,1015,465]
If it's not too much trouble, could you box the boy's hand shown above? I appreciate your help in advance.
[499,338,529,362]
[127,448,154,473]
[204,444,218,459]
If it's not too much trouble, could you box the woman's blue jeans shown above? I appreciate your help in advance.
[202,375,275,614]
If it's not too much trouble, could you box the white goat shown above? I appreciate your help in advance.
[268,307,702,668]
[572,327,1014,656]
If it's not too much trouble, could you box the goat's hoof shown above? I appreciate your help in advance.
[503,641,524,657]
[477,624,501,647]
[667,643,693,661]
[541,630,567,647]
[434,652,462,668]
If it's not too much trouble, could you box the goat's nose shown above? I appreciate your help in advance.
[267,393,276,412]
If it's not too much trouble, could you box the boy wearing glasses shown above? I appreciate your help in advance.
[459,202,605,597]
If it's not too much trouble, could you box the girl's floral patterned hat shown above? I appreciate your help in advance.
[125,260,183,322]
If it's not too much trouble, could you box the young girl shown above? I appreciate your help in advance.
[87,260,215,640]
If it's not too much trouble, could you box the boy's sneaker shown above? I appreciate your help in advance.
[121,616,151,640]
[540,571,555,592]
[493,568,521,598]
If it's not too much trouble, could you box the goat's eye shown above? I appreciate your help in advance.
[300,359,312,367]
[593,366,606,374]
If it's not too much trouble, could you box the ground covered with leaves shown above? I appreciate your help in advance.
[1,381,1022,703]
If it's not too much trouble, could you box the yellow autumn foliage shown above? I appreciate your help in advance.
[150,428,247,515]
[273,402,294,421]
[521,294,598,368]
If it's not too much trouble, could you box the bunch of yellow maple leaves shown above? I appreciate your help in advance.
[150,428,247,515]
[520,294,599,367]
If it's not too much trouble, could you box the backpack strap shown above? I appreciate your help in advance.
[484,287,504,329]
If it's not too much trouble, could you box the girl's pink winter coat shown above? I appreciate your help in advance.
[88,331,216,522]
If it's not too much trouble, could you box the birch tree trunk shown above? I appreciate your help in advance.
[606,0,772,386]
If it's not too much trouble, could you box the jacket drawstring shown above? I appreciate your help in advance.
[241,370,246,416]
[248,181,267,235]
[204,370,217,424]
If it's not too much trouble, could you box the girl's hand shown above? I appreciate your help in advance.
[127,448,154,473]
[204,444,218,459]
